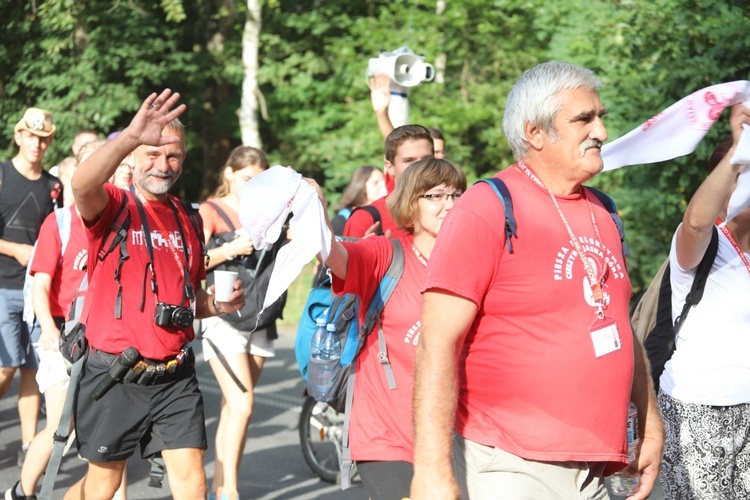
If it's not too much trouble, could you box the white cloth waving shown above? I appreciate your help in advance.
[601,81,750,221]
[238,165,332,312]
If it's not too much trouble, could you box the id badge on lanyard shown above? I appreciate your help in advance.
[589,313,622,358]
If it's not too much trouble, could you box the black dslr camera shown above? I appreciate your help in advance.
[154,303,195,330]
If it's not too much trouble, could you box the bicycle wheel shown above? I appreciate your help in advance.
[299,396,344,483]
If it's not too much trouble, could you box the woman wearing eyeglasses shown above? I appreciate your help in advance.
[311,157,466,500]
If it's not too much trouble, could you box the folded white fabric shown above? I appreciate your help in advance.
[602,81,750,221]
[239,165,332,312]
[36,349,70,394]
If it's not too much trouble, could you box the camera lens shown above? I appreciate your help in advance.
[172,308,195,329]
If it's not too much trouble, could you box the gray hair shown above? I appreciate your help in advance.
[502,61,601,160]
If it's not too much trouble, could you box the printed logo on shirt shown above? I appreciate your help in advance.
[73,249,88,272]
[404,320,421,346]
[6,192,50,230]
[553,236,626,308]
[131,228,189,254]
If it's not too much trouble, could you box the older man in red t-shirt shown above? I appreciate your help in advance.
[410,63,664,500]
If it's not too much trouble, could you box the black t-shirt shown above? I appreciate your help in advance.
[0,160,62,289]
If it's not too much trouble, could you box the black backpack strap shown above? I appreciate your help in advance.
[97,195,131,319]
[351,205,383,235]
[645,226,719,389]
[182,201,208,267]
[585,186,630,259]
[203,200,237,231]
[204,336,248,393]
[675,225,719,330]
[474,178,517,253]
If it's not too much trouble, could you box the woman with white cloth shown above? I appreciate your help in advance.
[199,146,278,500]
[659,102,750,499]
[309,158,466,500]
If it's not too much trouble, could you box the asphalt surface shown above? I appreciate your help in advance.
[0,327,663,499]
[0,328,367,499]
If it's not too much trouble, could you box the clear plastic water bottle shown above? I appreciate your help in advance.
[610,402,640,496]
[309,317,327,360]
[319,324,342,361]
[307,318,328,398]
[307,322,341,400]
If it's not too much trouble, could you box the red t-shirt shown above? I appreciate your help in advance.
[423,166,633,473]
[83,184,206,360]
[343,196,409,239]
[199,198,240,236]
[29,206,88,318]
[332,234,423,463]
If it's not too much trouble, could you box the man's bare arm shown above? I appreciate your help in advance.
[411,290,477,500]
[0,240,32,266]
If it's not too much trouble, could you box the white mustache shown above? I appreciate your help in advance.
[580,139,603,157]
[146,170,174,179]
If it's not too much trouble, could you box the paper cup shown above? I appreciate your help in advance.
[213,270,238,302]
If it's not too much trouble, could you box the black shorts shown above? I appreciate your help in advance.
[74,348,207,462]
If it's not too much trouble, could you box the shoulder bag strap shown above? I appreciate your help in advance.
[39,353,86,500]
[204,200,237,232]
[341,239,405,489]
[351,205,383,236]
[674,225,719,332]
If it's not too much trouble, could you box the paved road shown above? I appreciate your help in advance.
[0,329,367,499]
[0,328,663,499]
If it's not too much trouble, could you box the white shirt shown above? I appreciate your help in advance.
[660,225,750,405]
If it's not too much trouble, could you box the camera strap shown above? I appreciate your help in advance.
[130,185,194,308]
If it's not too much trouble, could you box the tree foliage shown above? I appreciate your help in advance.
[1,0,748,291]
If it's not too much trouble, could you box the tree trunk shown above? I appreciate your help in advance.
[240,0,262,148]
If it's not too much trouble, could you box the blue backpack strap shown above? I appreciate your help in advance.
[475,178,517,253]
[361,239,405,334]
[585,186,629,259]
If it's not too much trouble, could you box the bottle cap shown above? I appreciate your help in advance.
[316,317,327,326]
[326,323,337,331]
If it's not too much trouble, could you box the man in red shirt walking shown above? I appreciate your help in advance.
[410,62,664,500]
[64,90,244,500]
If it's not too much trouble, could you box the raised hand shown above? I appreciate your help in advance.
[369,73,392,114]
[124,89,187,148]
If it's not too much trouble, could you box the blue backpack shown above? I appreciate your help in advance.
[295,240,404,403]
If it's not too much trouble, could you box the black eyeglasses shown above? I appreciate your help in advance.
[420,192,462,203]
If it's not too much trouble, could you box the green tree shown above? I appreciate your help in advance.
[547,0,750,290]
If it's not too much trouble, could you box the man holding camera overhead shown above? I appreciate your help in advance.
[65,89,244,500]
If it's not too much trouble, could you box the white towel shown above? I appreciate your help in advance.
[601,81,750,221]
[238,165,332,312]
